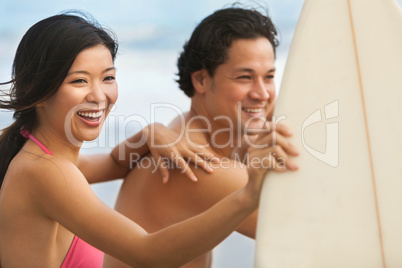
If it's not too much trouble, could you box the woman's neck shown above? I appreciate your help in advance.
[31,127,81,164]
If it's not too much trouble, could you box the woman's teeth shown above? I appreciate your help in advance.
[77,110,104,120]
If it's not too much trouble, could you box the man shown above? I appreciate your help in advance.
[104,6,299,268]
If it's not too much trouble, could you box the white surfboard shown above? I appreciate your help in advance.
[254,0,402,267]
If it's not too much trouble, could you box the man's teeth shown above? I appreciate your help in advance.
[242,108,263,113]
[77,110,103,118]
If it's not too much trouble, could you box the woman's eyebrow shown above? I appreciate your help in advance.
[66,67,116,77]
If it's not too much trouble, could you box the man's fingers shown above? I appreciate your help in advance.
[276,123,293,137]
[266,98,276,121]
[274,134,299,156]
[271,145,299,171]
[266,153,286,172]
[261,121,293,138]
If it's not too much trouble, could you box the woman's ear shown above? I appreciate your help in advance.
[191,69,209,95]
[35,98,49,108]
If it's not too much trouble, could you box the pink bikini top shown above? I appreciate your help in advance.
[21,128,104,268]
[61,236,103,268]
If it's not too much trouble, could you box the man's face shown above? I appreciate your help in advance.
[204,37,276,134]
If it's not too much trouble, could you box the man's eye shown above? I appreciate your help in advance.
[237,75,251,79]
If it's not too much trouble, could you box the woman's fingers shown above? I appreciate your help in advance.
[189,151,214,173]
[178,143,219,174]
[148,123,221,182]
[152,144,219,183]
[173,154,198,182]
[195,149,219,163]
[181,142,218,161]
[153,153,170,184]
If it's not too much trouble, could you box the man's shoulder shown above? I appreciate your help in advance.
[168,156,249,198]
[196,156,248,186]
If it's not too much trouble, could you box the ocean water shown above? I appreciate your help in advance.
[1,1,400,267]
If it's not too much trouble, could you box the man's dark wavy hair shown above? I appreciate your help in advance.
[176,6,279,97]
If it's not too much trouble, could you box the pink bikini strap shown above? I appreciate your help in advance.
[20,127,54,156]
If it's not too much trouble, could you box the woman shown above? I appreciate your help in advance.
[0,13,279,267]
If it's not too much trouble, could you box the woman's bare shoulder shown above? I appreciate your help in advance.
[5,151,86,197]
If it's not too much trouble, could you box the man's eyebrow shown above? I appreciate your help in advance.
[233,67,276,72]
[66,67,116,76]
[233,68,254,73]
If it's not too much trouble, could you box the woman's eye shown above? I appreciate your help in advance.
[104,76,116,81]
[266,75,275,79]
[71,79,87,84]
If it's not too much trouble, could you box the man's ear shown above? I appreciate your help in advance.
[191,69,209,94]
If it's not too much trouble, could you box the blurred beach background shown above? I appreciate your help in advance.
[1,0,400,267]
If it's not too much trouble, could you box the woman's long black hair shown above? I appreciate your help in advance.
[0,11,118,187]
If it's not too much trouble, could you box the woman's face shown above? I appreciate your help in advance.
[38,44,118,144]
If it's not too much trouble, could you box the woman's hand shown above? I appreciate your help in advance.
[144,123,219,183]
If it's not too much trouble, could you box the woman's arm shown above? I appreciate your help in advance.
[78,123,217,184]
[31,156,263,268]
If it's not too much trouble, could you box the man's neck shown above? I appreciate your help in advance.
[185,106,243,158]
